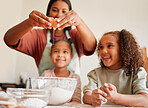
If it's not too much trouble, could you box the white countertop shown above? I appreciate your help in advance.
[45,103,127,108]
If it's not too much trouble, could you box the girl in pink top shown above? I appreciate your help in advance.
[42,39,81,103]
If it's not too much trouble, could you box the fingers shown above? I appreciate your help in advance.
[103,83,117,101]
[91,91,107,107]
[104,83,114,91]
[91,98,104,107]
[103,87,111,97]
[100,86,104,91]
[31,10,51,22]
[92,89,107,98]
[29,10,52,29]
[57,10,74,23]
[57,10,79,29]
[28,10,81,29]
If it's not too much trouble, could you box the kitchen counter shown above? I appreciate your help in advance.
[45,103,131,108]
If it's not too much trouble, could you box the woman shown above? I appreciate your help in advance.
[4,0,97,75]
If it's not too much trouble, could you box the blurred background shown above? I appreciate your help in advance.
[0,0,148,89]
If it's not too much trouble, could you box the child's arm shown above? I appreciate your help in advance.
[102,83,148,107]
[71,75,81,103]
[83,89,107,107]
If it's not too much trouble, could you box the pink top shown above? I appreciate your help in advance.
[7,29,94,68]
[42,69,81,103]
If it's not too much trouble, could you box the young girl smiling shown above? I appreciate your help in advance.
[42,39,81,103]
[83,29,148,107]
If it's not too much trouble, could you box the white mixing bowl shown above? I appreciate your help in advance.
[29,77,78,105]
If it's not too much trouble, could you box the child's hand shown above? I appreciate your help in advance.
[91,89,107,106]
[101,83,118,103]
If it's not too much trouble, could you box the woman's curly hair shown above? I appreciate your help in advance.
[97,29,144,75]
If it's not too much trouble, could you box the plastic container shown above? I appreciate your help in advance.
[7,88,49,108]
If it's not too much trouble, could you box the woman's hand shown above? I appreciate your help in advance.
[29,10,52,29]
[57,10,96,52]
[91,89,107,107]
[57,10,81,29]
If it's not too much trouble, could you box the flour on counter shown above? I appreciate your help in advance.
[48,87,74,105]
[18,98,47,107]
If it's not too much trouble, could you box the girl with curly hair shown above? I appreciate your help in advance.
[83,29,148,107]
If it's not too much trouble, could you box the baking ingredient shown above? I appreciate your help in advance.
[48,87,74,105]
[0,91,9,98]
[18,98,47,107]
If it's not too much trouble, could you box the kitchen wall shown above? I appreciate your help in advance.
[0,0,22,83]
[0,0,148,87]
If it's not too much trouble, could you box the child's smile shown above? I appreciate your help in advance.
[102,55,111,63]
[56,58,65,61]
[56,57,65,63]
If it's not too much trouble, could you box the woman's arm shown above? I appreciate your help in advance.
[142,47,148,80]
[75,17,97,52]
[4,19,32,45]
[57,10,97,52]
[4,10,52,46]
